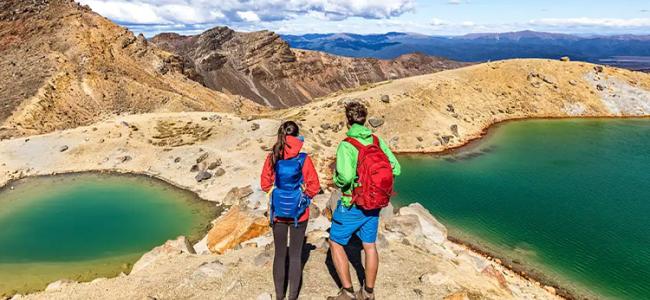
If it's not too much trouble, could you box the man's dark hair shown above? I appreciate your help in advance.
[345,101,367,126]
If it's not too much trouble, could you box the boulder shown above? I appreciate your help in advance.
[206,206,270,254]
[309,203,321,219]
[214,168,226,177]
[380,94,390,103]
[308,215,331,232]
[131,236,195,273]
[384,214,422,238]
[222,185,255,205]
[379,202,395,220]
[399,203,447,244]
[195,171,212,182]
[190,164,199,172]
[450,124,459,137]
[251,123,260,131]
[196,152,209,164]
[59,145,69,152]
[207,159,222,170]
[368,117,385,128]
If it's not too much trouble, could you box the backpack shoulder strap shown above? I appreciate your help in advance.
[371,135,380,147]
[296,152,307,167]
[344,137,365,151]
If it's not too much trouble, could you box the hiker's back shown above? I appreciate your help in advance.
[344,135,394,210]
[271,153,310,224]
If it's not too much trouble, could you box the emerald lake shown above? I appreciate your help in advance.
[393,119,650,300]
[0,173,219,296]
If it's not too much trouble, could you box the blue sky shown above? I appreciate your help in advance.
[78,0,650,36]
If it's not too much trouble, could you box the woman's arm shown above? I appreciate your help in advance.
[302,155,321,198]
[260,154,275,193]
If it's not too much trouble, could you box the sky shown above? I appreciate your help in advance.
[77,0,650,37]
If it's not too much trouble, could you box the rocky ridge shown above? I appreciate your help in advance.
[0,0,261,139]
[150,28,466,107]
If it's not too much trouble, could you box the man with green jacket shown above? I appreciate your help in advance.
[328,102,400,300]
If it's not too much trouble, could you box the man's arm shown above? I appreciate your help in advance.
[378,137,401,176]
[333,142,357,191]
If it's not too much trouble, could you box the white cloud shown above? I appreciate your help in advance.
[78,0,415,25]
[529,18,650,28]
[237,11,261,23]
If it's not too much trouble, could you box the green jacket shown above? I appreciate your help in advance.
[334,124,401,207]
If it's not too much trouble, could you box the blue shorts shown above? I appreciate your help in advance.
[330,200,380,245]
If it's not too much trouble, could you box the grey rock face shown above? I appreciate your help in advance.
[368,117,384,128]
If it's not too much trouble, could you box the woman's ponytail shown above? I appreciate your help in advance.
[271,121,299,169]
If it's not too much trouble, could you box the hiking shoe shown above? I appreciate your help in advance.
[327,288,357,300]
[356,287,375,300]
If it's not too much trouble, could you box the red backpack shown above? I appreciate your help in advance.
[344,135,394,210]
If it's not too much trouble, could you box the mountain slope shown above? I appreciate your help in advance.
[270,58,650,155]
[0,0,260,139]
[282,31,650,70]
[150,28,466,107]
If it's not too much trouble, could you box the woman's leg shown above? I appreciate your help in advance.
[287,222,308,300]
[273,222,289,300]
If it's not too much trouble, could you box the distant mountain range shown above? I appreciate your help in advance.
[282,30,650,71]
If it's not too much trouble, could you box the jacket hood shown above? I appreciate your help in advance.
[283,135,304,159]
[346,123,373,139]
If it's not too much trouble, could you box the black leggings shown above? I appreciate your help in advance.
[272,221,307,300]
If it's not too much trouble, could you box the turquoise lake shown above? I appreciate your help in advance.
[393,119,650,300]
[0,173,219,296]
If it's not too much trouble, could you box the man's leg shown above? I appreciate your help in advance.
[328,201,365,299]
[329,239,353,288]
[362,242,378,288]
[356,210,380,298]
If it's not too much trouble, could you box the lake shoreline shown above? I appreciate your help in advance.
[394,115,650,156]
[0,172,223,297]
[393,117,650,300]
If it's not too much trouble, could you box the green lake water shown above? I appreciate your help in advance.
[0,173,219,296]
[393,119,650,300]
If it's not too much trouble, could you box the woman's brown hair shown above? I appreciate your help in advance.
[271,121,300,168]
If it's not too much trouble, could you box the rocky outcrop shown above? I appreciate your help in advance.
[151,28,466,107]
[131,236,196,274]
[206,206,270,254]
[0,0,261,139]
